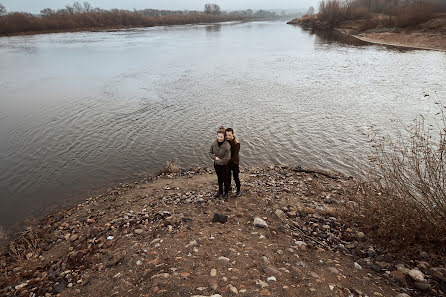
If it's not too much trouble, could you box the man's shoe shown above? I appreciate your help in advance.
[235,190,241,197]
[223,192,229,201]
[214,192,223,198]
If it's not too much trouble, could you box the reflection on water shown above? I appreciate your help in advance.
[0,21,445,230]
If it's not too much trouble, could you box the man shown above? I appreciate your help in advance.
[225,128,241,197]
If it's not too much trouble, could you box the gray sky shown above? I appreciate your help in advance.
[1,0,320,13]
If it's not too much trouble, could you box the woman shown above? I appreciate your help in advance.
[208,126,231,200]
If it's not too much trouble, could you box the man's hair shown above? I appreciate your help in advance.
[225,128,234,134]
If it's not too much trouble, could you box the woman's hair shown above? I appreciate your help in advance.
[217,126,226,135]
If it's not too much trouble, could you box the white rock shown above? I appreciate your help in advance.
[354,262,363,270]
[408,269,425,282]
[210,268,217,276]
[254,217,268,228]
[218,256,230,263]
[267,276,277,282]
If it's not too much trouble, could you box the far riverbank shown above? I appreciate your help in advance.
[288,13,446,51]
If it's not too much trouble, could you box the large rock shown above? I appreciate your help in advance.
[274,210,287,221]
[254,217,268,228]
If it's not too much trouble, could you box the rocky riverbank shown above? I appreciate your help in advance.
[288,14,446,51]
[1,166,445,296]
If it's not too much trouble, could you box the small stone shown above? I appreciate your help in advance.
[212,213,228,224]
[260,289,271,296]
[408,269,425,282]
[354,262,362,270]
[254,217,268,228]
[395,294,410,297]
[69,234,79,242]
[180,272,190,278]
[134,229,143,234]
[210,268,217,277]
[390,271,406,283]
[322,225,330,229]
[136,260,142,266]
[274,209,287,221]
[267,276,276,282]
[356,232,365,239]
[256,279,269,288]
[276,250,283,255]
[264,266,282,276]
[229,284,238,294]
[218,256,230,263]
[414,282,431,291]
[328,267,339,274]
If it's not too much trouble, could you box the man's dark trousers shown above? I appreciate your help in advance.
[228,163,240,192]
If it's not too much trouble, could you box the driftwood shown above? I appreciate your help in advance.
[292,166,339,180]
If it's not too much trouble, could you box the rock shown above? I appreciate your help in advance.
[395,294,410,297]
[256,279,269,288]
[396,264,410,275]
[370,264,382,272]
[134,229,143,234]
[267,276,276,282]
[260,289,271,296]
[328,267,340,274]
[136,260,142,266]
[210,268,217,277]
[254,217,268,228]
[414,282,431,291]
[408,269,425,282]
[218,256,230,263]
[274,209,287,221]
[264,266,282,276]
[69,234,79,242]
[212,213,228,224]
[229,284,238,294]
[354,262,362,270]
[53,280,68,294]
[390,271,406,283]
[356,232,365,239]
[208,279,218,290]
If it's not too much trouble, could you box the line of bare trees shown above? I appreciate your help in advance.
[0,2,279,36]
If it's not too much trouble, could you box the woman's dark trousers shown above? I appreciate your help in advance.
[214,164,230,194]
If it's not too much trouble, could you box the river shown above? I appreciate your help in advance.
[0,21,445,229]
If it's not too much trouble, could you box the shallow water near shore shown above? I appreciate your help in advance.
[0,21,445,230]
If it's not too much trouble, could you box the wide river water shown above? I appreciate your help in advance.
[0,21,445,229]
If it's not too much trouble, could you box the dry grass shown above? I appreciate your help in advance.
[158,160,181,175]
[392,2,435,27]
[355,94,446,253]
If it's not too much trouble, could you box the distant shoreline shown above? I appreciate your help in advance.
[0,13,276,37]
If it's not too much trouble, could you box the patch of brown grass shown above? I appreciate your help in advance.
[354,94,446,254]
[392,2,435,27]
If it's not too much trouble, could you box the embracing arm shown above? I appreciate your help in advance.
[216,146,231,165]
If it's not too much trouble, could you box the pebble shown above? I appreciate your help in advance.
[395,294,410,297]
[229,284,238,294]
[354,262,362,270]
[408,269,425,282]
[254,217,268,228]
[134,229,143,234]
[218,256,230,263]
[328,267,340,274]
[267,276,276,282]
[210,268,217,277]
[274,209,287,221]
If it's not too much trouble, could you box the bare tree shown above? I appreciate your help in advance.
[73,1,83,13]
[306,6,315,15]
[0,3,6,16]
[65,4,75,14]
[83,1,92,12]
[40,8,55,17]
[204,3,221,15]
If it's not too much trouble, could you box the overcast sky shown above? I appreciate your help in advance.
[1,0,320,13]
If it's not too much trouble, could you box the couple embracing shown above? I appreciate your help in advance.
[208,126,241,200]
